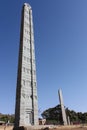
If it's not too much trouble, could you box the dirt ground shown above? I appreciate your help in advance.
[0,125,87,130]
[54,126,87,130]
[0,126,13,130]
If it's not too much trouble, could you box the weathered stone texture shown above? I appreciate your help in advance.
[58,89,67,125]
[14,3,38,127]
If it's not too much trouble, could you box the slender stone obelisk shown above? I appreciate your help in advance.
[14,3,38,127]
[58,89,67,125]
[67,116,70,125]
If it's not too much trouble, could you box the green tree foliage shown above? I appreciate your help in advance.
[41,105,63,124]
[41,105,87,125]
[0,113,15,123]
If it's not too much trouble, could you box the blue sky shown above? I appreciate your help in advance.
[0,0,87,115]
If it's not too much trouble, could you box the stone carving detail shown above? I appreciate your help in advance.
[14,3,38,127]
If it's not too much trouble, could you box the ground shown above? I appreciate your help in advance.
[0,125,87,130]
[0,126,13,130]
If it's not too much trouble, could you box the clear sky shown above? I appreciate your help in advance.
[0,0,87,115]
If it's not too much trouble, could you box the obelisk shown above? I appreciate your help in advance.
[58,89,67,125]
[14,3,38,127]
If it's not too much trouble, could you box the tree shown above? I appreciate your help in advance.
[0,113,15,123]
[41,104,87,125]
[41,105,63,125]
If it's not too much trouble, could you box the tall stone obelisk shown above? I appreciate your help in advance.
[14,3,38,127]
[58,89,67,125]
